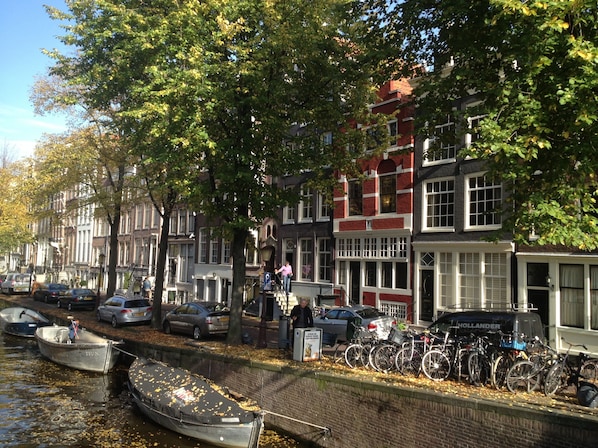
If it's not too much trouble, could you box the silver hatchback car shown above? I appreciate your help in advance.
[313,305,396,342]
[162,301,229,340]
[96,296,152,328]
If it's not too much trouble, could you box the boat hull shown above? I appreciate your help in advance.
[35,326,121,373]
[0,307,52,337]
[128,358,263,448]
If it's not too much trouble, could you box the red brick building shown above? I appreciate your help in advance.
[333,79,415,322]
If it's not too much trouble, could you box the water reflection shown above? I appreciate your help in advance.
[0,331,300,447]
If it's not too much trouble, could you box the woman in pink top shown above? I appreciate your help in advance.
[275,261,293,295]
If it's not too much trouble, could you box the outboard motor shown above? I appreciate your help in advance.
[577,381,598,408]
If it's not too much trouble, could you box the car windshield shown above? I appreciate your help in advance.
[125,299,150,308]
[356,308,382,319]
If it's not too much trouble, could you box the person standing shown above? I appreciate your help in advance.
[142,277,152,299]
[290,298,313,329]
[275,260,293,295]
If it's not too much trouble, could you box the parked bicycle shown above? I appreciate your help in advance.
[421,327,471,382]
[505,336,557,393]
[543,338,588,396]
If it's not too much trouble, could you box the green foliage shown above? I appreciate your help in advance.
[377,0,598,249]
[47,0,385,341]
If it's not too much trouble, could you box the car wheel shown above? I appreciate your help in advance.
[163,321,171,334]
[67,303,73,311]
[96,311,102,322]
[111,316,118,328]
[193,326,202,340]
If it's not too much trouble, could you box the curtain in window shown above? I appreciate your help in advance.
[560,265,584,328]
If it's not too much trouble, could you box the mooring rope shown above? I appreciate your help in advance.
[112,345,138,359]
[262,410,331,437]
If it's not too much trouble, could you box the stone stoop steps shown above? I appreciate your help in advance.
[273,290,298,315]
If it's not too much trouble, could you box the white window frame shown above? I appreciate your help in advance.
[317,192,331,221]
[465,173,502,230]
[317,238,332,283]
[423,115,457,166]
[298,186,313,222]
[199,228,208,263]
[299,238,313,281]
[423,177,455,231]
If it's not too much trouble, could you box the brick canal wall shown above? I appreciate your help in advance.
[125,339,598,448]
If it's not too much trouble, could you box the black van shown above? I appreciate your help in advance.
[427,311,544,344]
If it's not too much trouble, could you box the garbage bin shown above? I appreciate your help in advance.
[293,327,323,362]
[278,315,290,349]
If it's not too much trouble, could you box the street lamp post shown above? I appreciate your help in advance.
[257,244,274,349]
[96,253,105,307]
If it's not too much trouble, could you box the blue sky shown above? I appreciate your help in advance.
[0,0,69,161]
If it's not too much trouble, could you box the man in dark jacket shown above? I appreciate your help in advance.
[290,298,313,329]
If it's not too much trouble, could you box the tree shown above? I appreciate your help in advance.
[0,159,34,257]
[46,0,386,342]
[30,70,144,300]
[377,0,598,249]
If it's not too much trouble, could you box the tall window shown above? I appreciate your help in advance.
[424,179,455,229]
[318,193,331,221]
[424,115,456,163]
[381,262,393,288]
[459,253,480,308]
[560,264,584,328]
[136,206,144,229]
[348,180,362,216]
[485,253,507,305]
[300,239,313,281]
[466,114,486,147]
[199,229,208,263]
[365,262,377,286]
[222,240,231,264]
[467,174,502,229]
[318,238,332,282]
[283,186,295,223]
[210,238,219,263]
[299,186,313,221]
[144,204,152,229]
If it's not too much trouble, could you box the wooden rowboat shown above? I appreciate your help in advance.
[0,307,52,337]
[35,325,121,373]
[128,358,263,448]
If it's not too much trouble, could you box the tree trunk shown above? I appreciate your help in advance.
[226,227,248,345]
[151,205,172,329]
[106,210,120,299]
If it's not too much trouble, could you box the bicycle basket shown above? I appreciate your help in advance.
[500,336,527,351]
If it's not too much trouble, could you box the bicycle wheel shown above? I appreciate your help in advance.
[344,344,365,369]
[544,362,566,396]
[468,351,490,386]
[372,344,398,373]
[492,354,510,390]
[395,347,422,377]
[421,350,451,381]
[506,360,541,393]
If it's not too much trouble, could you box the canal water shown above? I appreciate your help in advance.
[0,331,302,447]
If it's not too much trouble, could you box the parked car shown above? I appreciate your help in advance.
[0,274,6,291]
[313,305,396,342]
[96,296,152,328]
[1,273,33,295]
[163,302,230,340]
[57,288,98,311]
[33,283,69,303]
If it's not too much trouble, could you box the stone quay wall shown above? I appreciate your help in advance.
[124,339,598,448]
